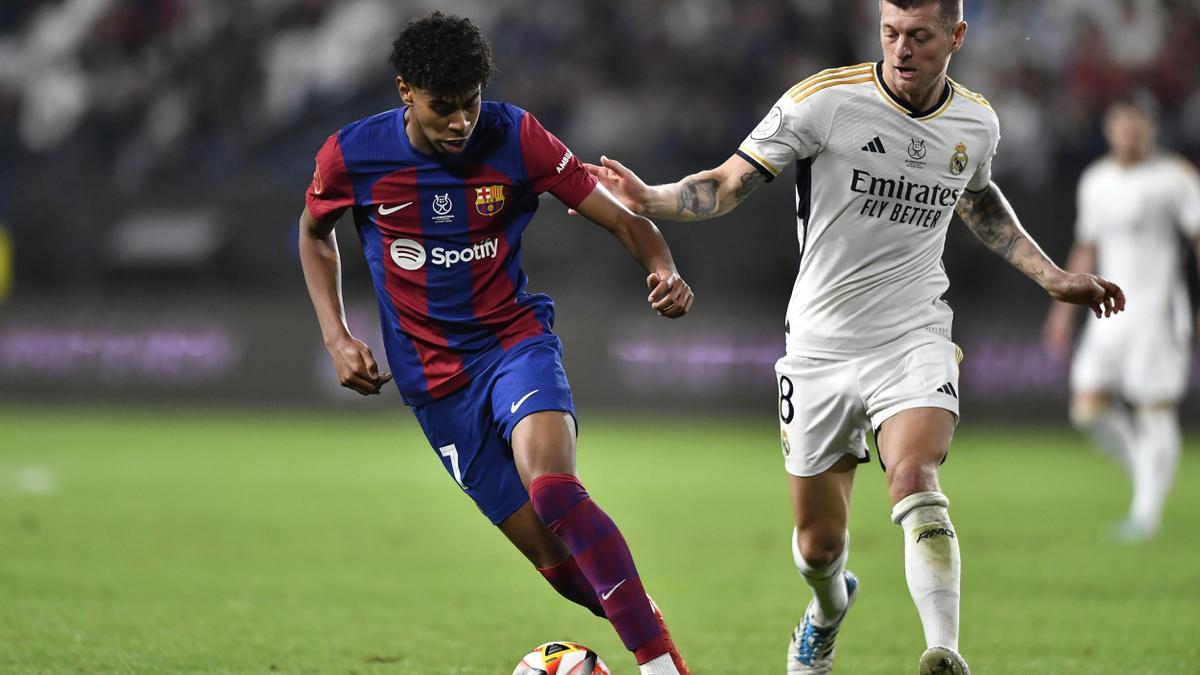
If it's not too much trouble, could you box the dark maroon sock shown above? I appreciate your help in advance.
[529,473,666,663]
[538,555,605,618]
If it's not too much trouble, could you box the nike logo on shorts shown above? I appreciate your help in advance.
[378,202,413,215]
[511,389,539,414]
[600,578,626,600]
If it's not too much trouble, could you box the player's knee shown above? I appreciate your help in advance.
[885,456,940,505]
[1069,393,1112,428]
[1069,401,1101,429]
[792,525,846,571]
[1135,405,1181,444]
[511,412,576,484]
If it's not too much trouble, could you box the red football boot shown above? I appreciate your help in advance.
[647,596,690,675]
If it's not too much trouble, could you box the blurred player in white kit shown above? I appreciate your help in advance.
[1044,96,1200,542]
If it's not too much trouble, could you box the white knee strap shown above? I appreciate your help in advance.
[1135,406,1179,441]
[891,491,950,525]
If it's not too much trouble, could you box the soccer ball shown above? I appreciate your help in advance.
[512,641,611,675]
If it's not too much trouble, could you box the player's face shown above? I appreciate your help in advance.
[398,79,482,155]
[879,2,965,104]
[1104,105,1154,163]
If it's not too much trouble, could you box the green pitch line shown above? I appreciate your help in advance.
[0,408,1197,674]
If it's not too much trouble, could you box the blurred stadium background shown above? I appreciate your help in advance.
[0,0,1197,418]
[1,1,1199,673]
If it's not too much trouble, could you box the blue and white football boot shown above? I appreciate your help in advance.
[919,646,971,675]
[787,571,858,674]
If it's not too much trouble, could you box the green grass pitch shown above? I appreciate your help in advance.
[1,408,1198,674]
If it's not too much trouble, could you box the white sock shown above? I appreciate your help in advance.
[792,527,849,626]
[892,491,959,651]
[638,653,678,675]
[1129,407,1181,532]
[1071,402,1136,475]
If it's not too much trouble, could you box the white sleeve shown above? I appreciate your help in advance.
[1074,169,1099,244]
[1173,160,1200,237]
[965,117,1000,192]
[737,90,835,181]
[965,153,993,192]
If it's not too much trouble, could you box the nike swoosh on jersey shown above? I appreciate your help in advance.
[510,389,540,414]
[378,202,414,215]
[600,579,627,600]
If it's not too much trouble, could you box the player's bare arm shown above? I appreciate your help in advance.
[955,184,1125,318]
[585,154,767,222]
[572,184,694,318]
[1042,242,1097,354]
[298,206,392,395]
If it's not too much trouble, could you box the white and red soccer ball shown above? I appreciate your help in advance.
[512,641,610,675]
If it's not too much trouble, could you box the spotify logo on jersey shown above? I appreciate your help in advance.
[390,238,426,271]
[390,237,500,271]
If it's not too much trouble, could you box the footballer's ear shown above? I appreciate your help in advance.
[396,77,414,106]
[950,20,967,52]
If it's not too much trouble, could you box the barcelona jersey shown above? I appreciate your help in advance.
[305,102,597,405]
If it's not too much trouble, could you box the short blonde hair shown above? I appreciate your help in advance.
[880,0,963,34]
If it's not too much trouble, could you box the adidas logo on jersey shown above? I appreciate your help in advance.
[935,382,958,399]
[861,136,886,153]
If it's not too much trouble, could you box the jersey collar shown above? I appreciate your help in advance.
[872,61,953,121]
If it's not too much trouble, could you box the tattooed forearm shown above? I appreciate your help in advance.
[734,170,767,204]
[955,188,1020,260]
[956,184,1055,286]
[663,161,765,221]
[677,178,720,216]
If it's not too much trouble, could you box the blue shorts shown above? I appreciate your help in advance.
[410,337,577,525]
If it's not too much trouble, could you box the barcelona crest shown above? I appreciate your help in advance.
[950,142,969,176]
[475,184,506,216]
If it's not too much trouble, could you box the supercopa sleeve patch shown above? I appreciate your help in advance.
[751,106,784,141]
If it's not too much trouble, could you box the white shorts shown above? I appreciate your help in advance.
[1071,321,1190,404]
[776,331,962,477]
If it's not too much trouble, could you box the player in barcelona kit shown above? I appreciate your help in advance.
[297,13,691,675]
[587,1,1124,673]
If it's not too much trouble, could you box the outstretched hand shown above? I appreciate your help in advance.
[574,155,650,215]
[646,271,694,318]
[328,336,392,395]
[1046,272,1125,319]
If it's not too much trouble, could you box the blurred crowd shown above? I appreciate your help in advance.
[0,0,403,185]
[1,0,1198,290]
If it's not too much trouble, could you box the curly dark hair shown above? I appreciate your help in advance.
[388,12,495,95]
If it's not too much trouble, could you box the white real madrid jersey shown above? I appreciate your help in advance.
[1076,154,1200,340]
[738,62,1000,357]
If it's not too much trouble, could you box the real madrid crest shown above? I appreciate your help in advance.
[780,428,791,457]
[475,184,506,216]
[950,142,969,176]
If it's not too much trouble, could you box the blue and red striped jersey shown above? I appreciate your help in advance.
[305,102,597,405]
